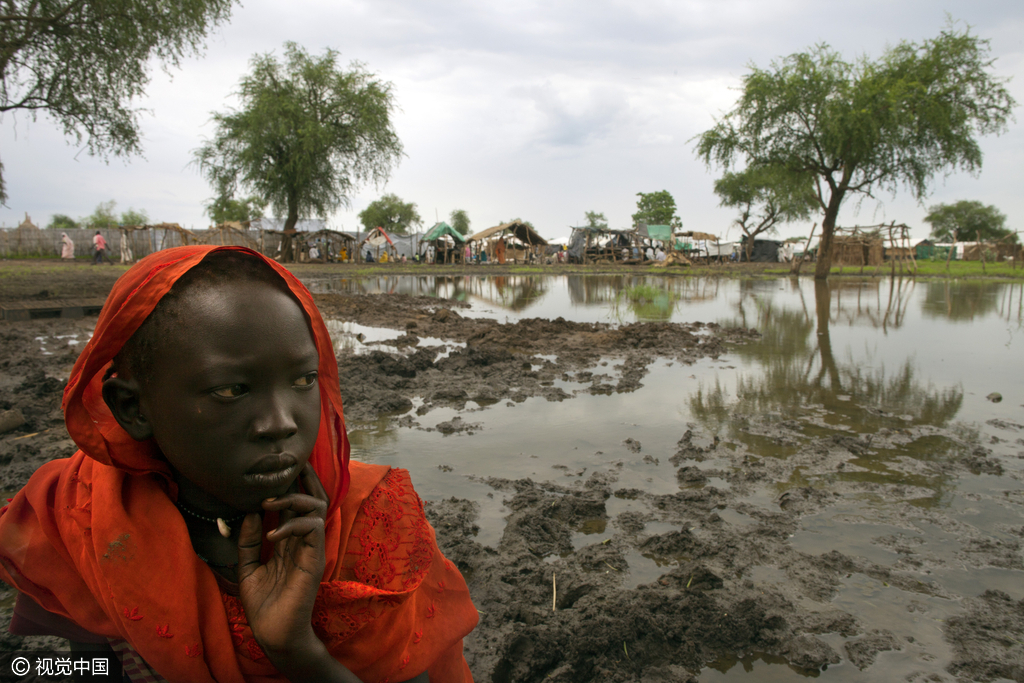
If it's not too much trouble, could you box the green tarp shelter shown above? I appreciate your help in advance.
[642,224,674,242]
[423,222,466,243]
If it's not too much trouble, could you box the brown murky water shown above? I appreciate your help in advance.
[304,274,1024,681]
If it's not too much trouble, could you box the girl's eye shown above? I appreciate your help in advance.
[294,372,318,388]
[211,384,247,399]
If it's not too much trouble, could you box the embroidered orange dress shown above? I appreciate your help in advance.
[0,246,478,682]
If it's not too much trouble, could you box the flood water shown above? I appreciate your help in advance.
[306,273,1024,681]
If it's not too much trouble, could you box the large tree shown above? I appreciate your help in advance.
[632,191,680,229]
[358,194,421,235]
[0,0,235,203]
[714,166,817,260]
[584,211,608,230]
[206,194,266,225]
[46,214,78,230]
[924,200,1016,244]
[450,209,470,235]
[193,42,402,259]
[695,23,1015,279]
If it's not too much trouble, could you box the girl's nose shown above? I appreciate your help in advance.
[251,391,299,441]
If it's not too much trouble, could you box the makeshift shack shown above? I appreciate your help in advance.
[421,222,467,263]
[831,234,884,266]
[739,237,782,262]
[568,226,636,263]
[358,227,395,262]
[468,221,547,264]
[298,228,355,262]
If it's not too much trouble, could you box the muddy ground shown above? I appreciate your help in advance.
[0,267,1022,682]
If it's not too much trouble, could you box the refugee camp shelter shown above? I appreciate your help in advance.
[296,228,355,262]
[358,226,396,262]
[739,237,782,262]
[421,222,467,263]
[567,226,636,263]
[468,220,547,264]
[831,234,884,266]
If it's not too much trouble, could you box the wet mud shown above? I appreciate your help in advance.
[1,283,1022,681]
[314,292,758,422]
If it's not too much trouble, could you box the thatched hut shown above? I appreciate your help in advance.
[832,234,884,266]
[468,221,547,264]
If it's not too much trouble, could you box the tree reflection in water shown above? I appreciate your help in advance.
[690,279,965,504]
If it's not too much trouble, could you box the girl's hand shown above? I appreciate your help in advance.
[236,463,330,672]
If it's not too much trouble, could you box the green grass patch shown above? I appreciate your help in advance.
[764,259,1024,280]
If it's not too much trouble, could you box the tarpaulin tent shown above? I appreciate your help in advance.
[358,227,395,262]
[421,222,467,263]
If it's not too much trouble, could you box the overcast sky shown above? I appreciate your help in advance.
[1,0,1021,243]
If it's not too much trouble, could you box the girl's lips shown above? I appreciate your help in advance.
[243,454,299,487]
[243,462,299,487]
[246,453,298,474]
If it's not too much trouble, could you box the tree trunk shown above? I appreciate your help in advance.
[814,192,844,280]
[281,206,299,263]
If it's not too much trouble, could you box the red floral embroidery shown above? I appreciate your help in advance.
[221,594,269,661]
[426,602,436,619]
[156,625,173,638]
[307,469,439,652]
[437,580,446,592]
[122,607,142,621]
[399,654,410,670]
[413,629,423,644]
[245,638,266,662]
[185,643,202,658]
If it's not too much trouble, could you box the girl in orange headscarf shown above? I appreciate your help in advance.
[0,246,477,682]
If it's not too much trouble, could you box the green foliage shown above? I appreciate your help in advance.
[46,214,78,230]
[632,191,680,229]
[359,194,421,235]
[193,42,403,233]
[714,167,816,250]
[450,209,471,235]
[924,200,1016,243]
[206,195,266,224]
[85,200,118,228]
[0,0,236,203]
[584,211,608,230]
[694,21,1016,279]
[120,207,149,226]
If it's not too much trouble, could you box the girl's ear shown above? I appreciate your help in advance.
[102,376,154,442]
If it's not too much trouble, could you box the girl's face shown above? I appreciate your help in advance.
[138,280,322,513]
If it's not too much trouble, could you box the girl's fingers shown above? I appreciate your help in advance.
[235,513,265,583]
[266,516,325,543]
[261,493,327,517]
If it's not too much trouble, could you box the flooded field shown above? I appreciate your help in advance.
[307,273,1024,682]
[2,270,1022,682]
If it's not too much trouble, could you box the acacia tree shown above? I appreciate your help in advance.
[924,200,1016,243]
[358,194,421,235]
[206,195,266,225]
[632,191,680,228]
[714,167,817,261]
[450,209,470,235]
[194,43,402,260]
[0,0,235,203]
[695,23,1015,279]
[584,211,608,230]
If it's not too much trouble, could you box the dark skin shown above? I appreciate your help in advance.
[99,281,428,683]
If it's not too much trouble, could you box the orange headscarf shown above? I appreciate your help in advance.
[0,246,477,682]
